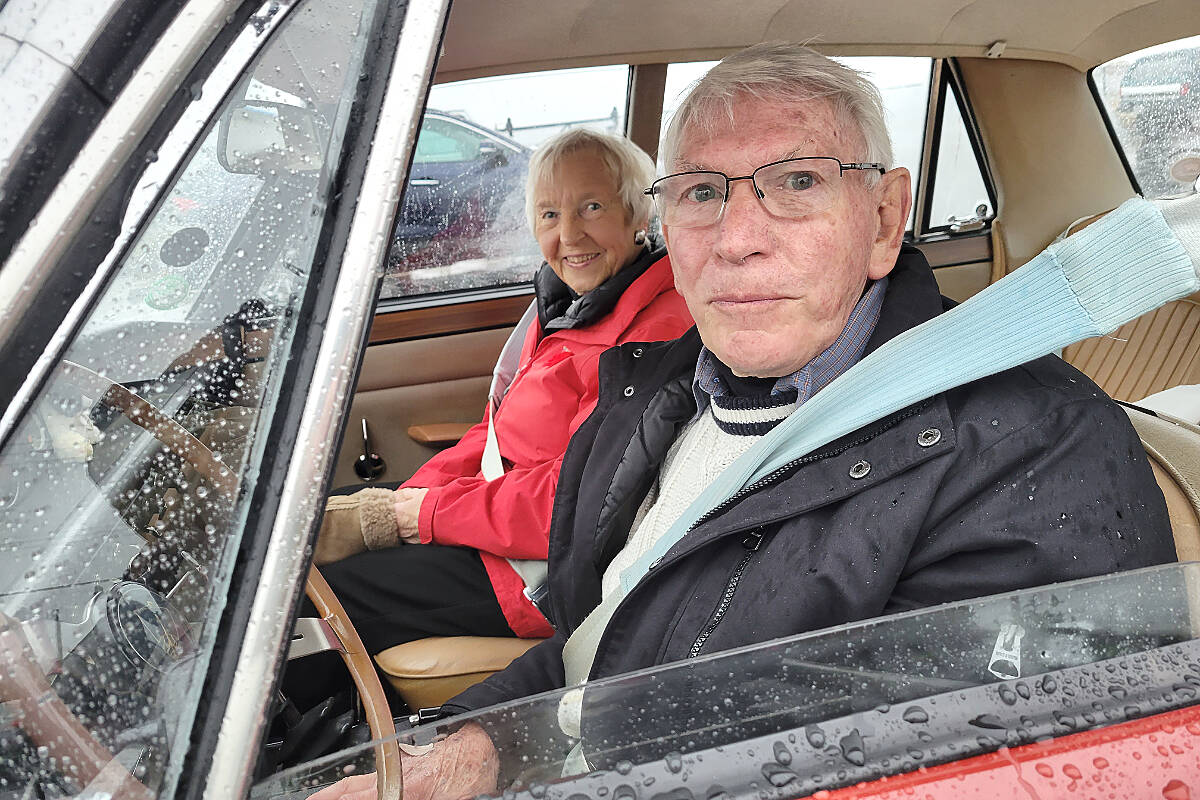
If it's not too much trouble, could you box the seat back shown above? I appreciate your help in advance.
[1066,295,1200,402]
[1122,404,1200,561]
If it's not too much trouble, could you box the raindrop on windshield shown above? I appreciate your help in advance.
[839,730,866,767]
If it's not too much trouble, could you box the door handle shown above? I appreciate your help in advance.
[408,178,440,187]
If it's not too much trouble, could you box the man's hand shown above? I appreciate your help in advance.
[308,723,498,800]
[393,487,428,544]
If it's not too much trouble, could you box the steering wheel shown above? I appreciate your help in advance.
[0,612,155,799]
[305,566,404,799]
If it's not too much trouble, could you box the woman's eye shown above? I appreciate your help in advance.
[781,171,817,191]
[683,183,721,204]
[540,210,558,221]
[581,201,603,216]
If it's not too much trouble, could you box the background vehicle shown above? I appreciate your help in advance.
[1111,44,1200,195]
[387,111,532,291]
[0,0,1198,799]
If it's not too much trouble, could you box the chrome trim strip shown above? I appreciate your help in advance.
[912,58,942,237]
[288,617,344,660]
[202,0,451,794]
[0,0,283,448]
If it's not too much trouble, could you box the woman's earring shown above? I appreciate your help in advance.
[634,229,647,246]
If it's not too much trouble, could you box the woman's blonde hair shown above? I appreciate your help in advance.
[524,128,656,231]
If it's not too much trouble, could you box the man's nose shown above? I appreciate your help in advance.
[715,178,768,262]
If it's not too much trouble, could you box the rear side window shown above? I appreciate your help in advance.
[1092,35,1200,198]
[381,65,631,301]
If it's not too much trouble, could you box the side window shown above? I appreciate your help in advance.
[661,57,933,232]
[0,1,381,797]
[926,76,993,234]
[382,66,631,300]
[413,117,490,164]
[1092,35,1200,198]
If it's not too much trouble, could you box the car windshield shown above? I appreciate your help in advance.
[254,562,1200,798]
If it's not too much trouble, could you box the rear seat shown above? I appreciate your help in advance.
[1064,294,1200,403]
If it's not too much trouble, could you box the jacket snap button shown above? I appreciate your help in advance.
[623,386,635,397]
[632,347,644,358]
[649,557,663,569]
[917,428,942,447]
[848,460,871,479]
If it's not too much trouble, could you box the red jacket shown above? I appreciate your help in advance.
[402,254,692,637]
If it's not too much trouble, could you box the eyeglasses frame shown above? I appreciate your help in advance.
[644,156,887,226]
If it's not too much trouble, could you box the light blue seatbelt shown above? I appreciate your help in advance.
[561,197,1199,691]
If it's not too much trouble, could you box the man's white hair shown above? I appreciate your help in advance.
[661,42,894,184]
[524,128,656,231]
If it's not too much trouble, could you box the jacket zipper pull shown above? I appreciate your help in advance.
[741,530,763,551]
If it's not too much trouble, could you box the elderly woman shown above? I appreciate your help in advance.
[309,128,692,665]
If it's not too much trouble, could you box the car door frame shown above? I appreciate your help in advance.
[0,0,451,796]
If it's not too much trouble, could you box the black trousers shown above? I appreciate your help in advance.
[285,490,517,709]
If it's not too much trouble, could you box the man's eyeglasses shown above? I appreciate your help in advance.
[644,157,885,229]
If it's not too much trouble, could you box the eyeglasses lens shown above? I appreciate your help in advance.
[652,158,842,228]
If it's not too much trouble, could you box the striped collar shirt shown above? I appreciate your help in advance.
[693,277,889,435]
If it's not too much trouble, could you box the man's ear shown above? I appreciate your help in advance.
[867,167,912,280]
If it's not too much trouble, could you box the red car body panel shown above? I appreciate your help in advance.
[806,704,1200,799]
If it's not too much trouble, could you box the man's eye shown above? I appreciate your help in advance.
[682,183,722,204]
[780,171,818,191]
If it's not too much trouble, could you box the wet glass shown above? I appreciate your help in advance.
[252,563,1200,798]
[0,0,381,796]
[1093,36,1200,198]
[380,66,631,301]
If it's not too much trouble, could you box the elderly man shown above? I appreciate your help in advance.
[316,43,1198,799]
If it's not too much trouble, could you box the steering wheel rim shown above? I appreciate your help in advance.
[306,566,403,800]
[0,613,155,799]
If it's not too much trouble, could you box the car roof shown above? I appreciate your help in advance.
[435,0,1200,81]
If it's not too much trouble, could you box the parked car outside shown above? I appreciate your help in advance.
[386,110,533,294]
[1112,43,1200,195]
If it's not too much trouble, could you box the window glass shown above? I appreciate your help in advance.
[661,58,932,231]
[381,65,631,300]
[928,80,992,231]
[0,0,380,796]
[253,563,1197,796]
[1093,35,1200,198]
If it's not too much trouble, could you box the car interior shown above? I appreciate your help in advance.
[1,0,1198,795]
[293,0,1200,731]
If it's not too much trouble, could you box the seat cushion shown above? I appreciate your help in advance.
[374,636,545,710]
[1122,405,1200,562]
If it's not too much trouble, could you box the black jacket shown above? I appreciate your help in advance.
[452,245,1176,711]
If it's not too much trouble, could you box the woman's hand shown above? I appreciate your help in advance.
[308,723,499,799]
[393,487,428,544]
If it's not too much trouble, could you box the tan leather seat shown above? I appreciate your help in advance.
[1123,404,1200,561]
[1065,294,1200,403]
[374,636,545,710]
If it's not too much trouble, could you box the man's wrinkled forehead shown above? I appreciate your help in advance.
[672,94,858,171]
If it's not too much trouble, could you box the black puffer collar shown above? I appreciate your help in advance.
[535,242,665,332]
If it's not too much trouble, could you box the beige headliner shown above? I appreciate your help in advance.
[436,0,1199,82]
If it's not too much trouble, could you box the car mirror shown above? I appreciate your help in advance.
[218,81,324,175]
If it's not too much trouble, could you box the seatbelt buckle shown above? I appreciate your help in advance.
[523,582,554,627]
